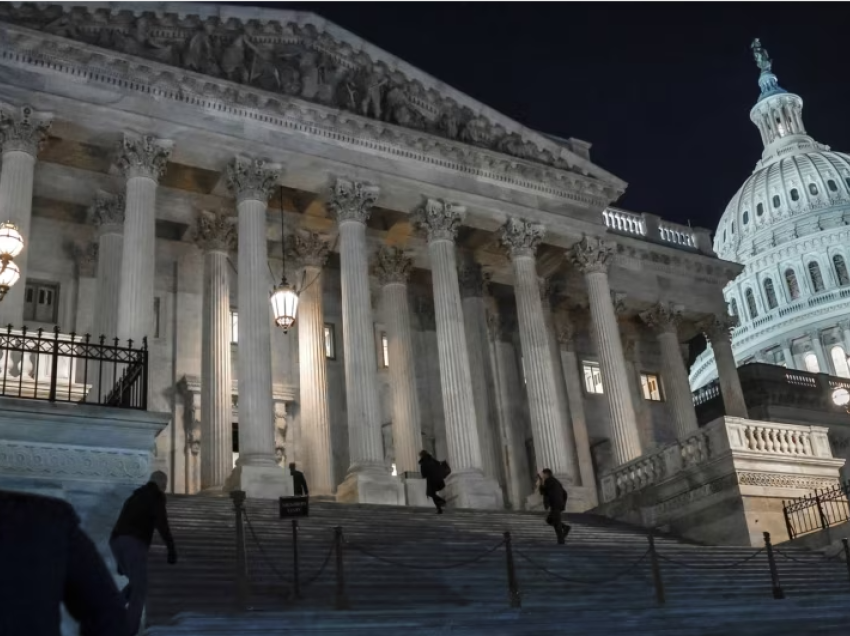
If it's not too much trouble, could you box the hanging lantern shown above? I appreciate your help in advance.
[0,221,23,259]
[270,279,299,333]
[0,259,20,301]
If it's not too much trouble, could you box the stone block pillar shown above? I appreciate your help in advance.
[89,192,125,341]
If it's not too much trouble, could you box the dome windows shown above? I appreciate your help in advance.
[834,254,850,286]
[785,268,800,300]
[846,177,850,190]
[790,188,800,202]
[809,183,819,196]
[729,298,739,318]
[808,261,825,293]
[742,210,750,225]
[772,195,781,208]
[763,278,778,309]
[757,203,764,217]
[828,179,838,192]
[745,289,759,319]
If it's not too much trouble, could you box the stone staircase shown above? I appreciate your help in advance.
[145,495,850,635]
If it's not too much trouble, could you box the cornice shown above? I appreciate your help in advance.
[612,241,741,285]
[0,19,621,208]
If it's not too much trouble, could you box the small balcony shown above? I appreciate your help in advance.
[602,207,716,256]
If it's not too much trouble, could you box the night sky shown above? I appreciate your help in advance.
[260,2,850,232]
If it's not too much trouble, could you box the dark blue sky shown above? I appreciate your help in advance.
[269,2,850,231]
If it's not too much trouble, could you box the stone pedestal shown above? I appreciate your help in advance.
[401,473,429,507]
[227,464,294,500]
[336,469,404,506]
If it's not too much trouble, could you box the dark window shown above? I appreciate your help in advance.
[809,261,825,293]
[232,423,239,453]
[763,278,778,309]
[731,221,735,234]
[23,281,59,324]
[723,229,727,242]
[828,179,838,192]
[846,177,850,190]
[729,299,739,317]
[809,183,819,196]
[745,288,758,319]
[757,203,764,216]
[834,254,850,286]
[743,210,749,225]
[153,297,161,339]
[772,195,781,208]
[785,269,800,300]
[790,188,800,202]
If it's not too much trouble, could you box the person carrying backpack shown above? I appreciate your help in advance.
[419,450,449,514]
[537,468,571,544]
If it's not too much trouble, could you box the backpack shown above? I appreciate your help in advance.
[440,460,452,479]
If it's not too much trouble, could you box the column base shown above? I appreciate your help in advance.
[336,469,404,506]
[445,471,503,510]
[401,473,429,507]
[225,464,293,500]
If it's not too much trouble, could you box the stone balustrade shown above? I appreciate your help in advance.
[0,328,84,394]
[602,207,646,237]
[601,207,715,255]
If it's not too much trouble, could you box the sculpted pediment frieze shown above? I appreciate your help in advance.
[0,2,624,200]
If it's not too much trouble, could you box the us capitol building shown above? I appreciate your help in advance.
[690,40,850,389]
[0,3,843,549]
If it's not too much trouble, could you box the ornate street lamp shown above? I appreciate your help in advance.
[269,188,298,332]
[832,386,850,412]
[0,221,23,301]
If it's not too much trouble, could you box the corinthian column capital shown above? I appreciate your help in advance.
[193,209,237,253]
[569,235,613,274]
[89,191,126,233]
[698,314,739,341]
[374,246,412,285]
[640,302,684,335]
[500,217,545,258]
[413,198,465,243]
[328,178,380,224]
[116,133,173,181]
[0,105,52,156]
[289,231,330,269]
[226,157,280,204]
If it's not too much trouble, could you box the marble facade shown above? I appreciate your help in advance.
[0,3,744,510]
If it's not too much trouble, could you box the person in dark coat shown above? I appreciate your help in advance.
[537,468,571,544]
[0,489,129,636]
[419,450,447,514]
[110,471,177,636]
[289,462,309,496]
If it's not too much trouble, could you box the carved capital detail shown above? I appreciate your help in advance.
[74,242,98,278]
[374,246,412,285]
[193,209,237,253]
[413,198,465,243]
[0,105,51,155]
[89,191,126,232]
[569,236,613,274]
[226,157,280,204]
[289,231,330,270]
[640,302,683,335]
[610,291,627,315]
[328,178,380,224]
[116,133,172,181]
[500,217,545,258]
[698,314,739,342]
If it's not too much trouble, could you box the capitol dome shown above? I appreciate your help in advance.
[691,40,850,390]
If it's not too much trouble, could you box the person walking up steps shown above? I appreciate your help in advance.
[289,462,309,497]
[537,468,571,544]
[110,471,177,636]
[419,450,448,514]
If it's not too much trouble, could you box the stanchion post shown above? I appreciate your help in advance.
[648,532,665,605]
[230,490,249,610]
[763,531,785,600]
[292,519,302,599]
[842,538,850,588]
[334,526,350,610]
[503,531,521,608]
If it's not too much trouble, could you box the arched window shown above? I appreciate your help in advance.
[772,195,781,208]
[763,278,778,309]
[834,254,850,286]
[731,221,735,235]
[803,352,820,373]
[745,288,758,319]
[828,179,838,192]
[743,210,750,225]
[832,345,850,378]
[809,261,825,292]
[846,177,850,190]
[757,203,764,217]
[809,183,819,196]
[790,188,800,202]
[785,268,801,299]
[729,298,739,317]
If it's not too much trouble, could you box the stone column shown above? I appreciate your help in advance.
[328,178,403,505]
[553,311,597,503]
[116,133,172,344]
[570,236,642,466]
[225,157,291,499]
[839,320,850,355]
[0,106,51,327]
[500,218,572,481]
[780,338,796,370]
[290,231,334,497]
[89,192,125,341]
[700,315,748,418]
[641,302,699,439]
[414,198,501,509]
[809,330,828,372]
[73,242,98,337]
[458,261,502,485]
[194,210,236,491]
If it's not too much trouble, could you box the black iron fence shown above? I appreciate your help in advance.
[783,481,850,540]
[0,325,148,410]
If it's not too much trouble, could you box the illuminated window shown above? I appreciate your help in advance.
[583,361,604,394]
[230,309,238,344]
[640,373,663,401]
[831,346,850,378]
[380,332,389,368]
[785,268,800,299]
[324,323,336,359]
[809,183,819,196]
[809,261,825,293]
[763,278,778,310]
[834,255,849,286]
[803,352,820,373]
[745,288,758,319]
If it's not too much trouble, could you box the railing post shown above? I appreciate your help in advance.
[503,531,521,608]
[48,326,60,402]
[842,538,850,589]
[648,532,666,605]
[782,500,795,541]
[141,337,148,410]
[230,490,249,610]
[334,526,349,610]
[292,519,301,600]
[763,532,785,600]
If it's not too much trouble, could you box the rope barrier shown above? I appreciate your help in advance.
[655,548,765,570]
[242,508,291,586]
[514,547,650,586]
[345,538,506,570]
[300,541,336,590]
